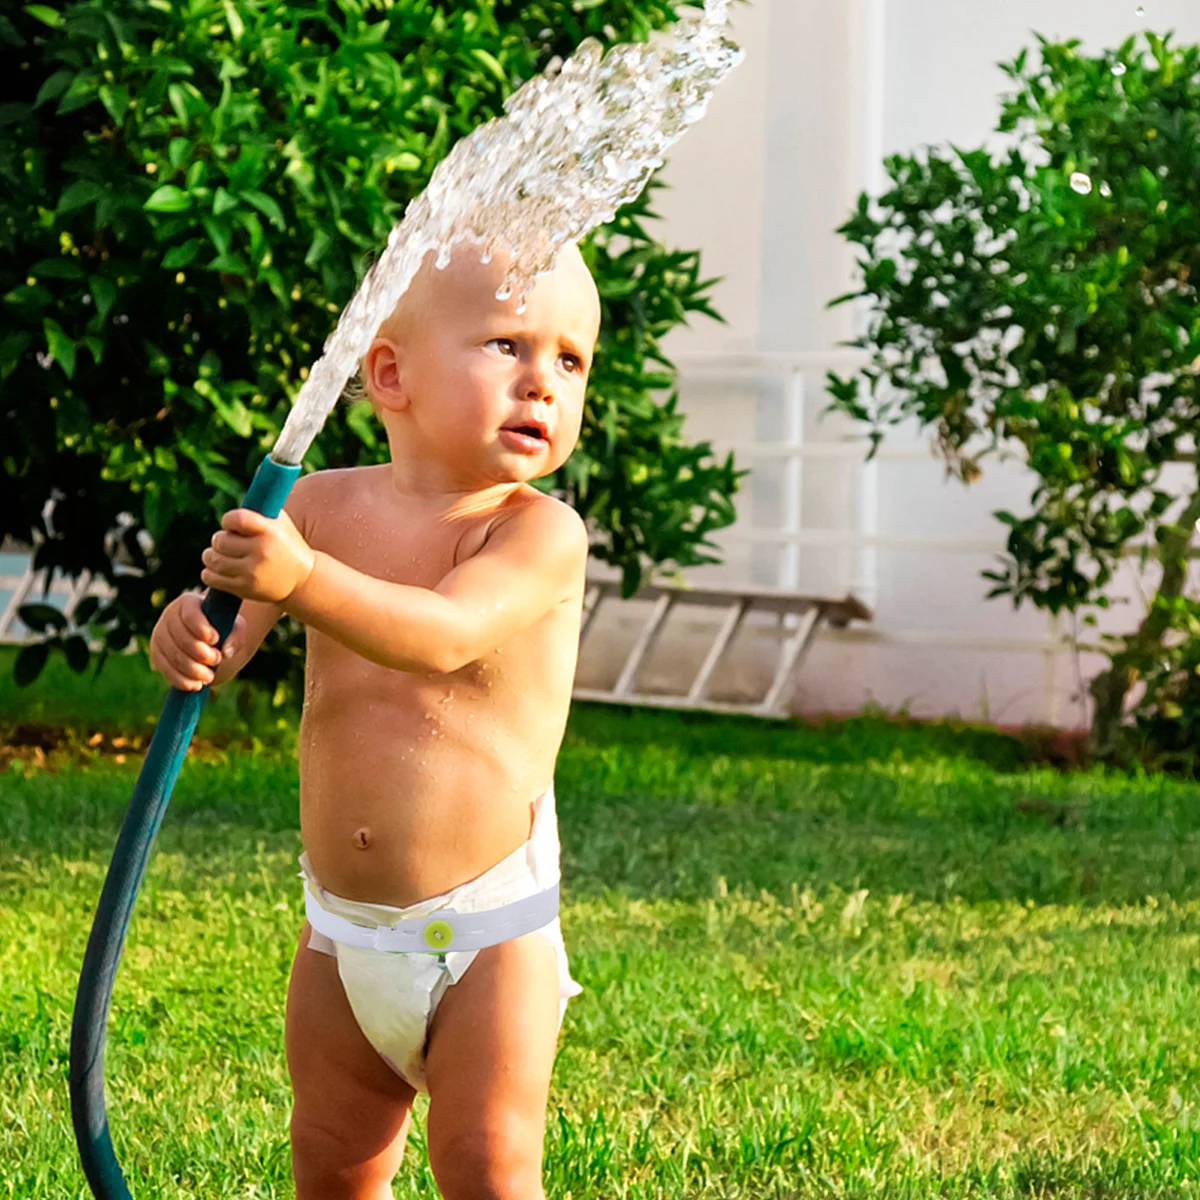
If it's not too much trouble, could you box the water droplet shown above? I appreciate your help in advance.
[1070,171,1093,195]
[1099,181,1113,198]
[495,282,514,302]
[1112,61,1127,76]
[1136,5,1145,17]
[270,2,742,465]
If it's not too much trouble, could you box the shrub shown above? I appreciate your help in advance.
[829,31,1200,767]
[0,0,740,696]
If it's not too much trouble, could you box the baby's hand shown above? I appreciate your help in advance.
[149,591,247,692]
[200,509,315,604]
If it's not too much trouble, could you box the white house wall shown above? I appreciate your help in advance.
[645,0,1200,727]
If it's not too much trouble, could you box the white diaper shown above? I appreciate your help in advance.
[299,785,582,1092]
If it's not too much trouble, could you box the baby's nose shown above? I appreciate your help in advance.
[524,368,552,401]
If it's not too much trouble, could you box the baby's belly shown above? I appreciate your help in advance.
[297,699,543,907]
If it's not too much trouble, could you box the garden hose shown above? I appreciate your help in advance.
[69,455,301,1200]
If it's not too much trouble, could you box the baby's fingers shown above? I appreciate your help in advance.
[214,614,249,665]
[157,631,217,691]
[179,591,219,647]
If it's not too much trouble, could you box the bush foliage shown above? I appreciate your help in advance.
[0,0,739,694]
[830,32,1200,768]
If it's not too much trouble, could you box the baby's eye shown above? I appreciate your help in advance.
[487,338,517,356]
[560,353,583,374]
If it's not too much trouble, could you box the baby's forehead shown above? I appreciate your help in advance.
[395,244,600,342]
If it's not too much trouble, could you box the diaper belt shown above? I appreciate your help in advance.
[304,880,560,954]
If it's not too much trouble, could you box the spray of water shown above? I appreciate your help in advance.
[272,0,741,465]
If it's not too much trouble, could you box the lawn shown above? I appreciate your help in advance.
[4,651,1200,1197]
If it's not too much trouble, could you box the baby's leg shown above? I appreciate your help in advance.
[286,923,418,1200]
[424,932,562,1200]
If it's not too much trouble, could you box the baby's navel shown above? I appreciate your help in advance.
[352,827,374,850]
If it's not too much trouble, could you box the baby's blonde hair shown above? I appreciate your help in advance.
[340,364,368,407]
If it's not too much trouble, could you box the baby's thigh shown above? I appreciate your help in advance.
[285,925,417,1193]
[423,932,562,1189]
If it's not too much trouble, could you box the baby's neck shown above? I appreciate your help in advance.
[376,463,525,523]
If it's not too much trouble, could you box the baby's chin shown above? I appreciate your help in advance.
[489,448,570,486]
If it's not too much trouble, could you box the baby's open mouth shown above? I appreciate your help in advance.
[505,424,547,441]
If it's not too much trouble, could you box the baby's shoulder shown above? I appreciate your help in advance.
[467,489,588,581]
[487,486,586,543]
[285,465,383,524]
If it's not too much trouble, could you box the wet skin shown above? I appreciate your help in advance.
[151,244,601,905]
[149,245,602,1199]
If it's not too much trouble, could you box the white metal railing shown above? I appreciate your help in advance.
[2,349,1089,725]
[671,350,1082,725]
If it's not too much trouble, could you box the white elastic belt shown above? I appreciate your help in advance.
[304,880,560,954]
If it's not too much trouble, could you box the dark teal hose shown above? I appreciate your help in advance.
[69,454,302,1200]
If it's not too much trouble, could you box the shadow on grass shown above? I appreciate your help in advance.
[4,708,1200,911]
[4,657,1200,910]
[0,646,294,749]
[565,701,1052,773]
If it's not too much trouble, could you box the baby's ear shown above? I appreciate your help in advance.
[363,337,408,413]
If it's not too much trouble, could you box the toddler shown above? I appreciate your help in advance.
[149,242,601,1200]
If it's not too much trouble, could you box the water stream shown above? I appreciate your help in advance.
[272,0,741,465]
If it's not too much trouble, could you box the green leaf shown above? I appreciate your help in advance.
[201,215,232,258]
[14,642,49,687]
[304,229,332,268]
[57,179,105,213]
[470,48,510,88]
[0,102,32,127]
[196,460,243,499]
[209,251,249,275]
[346,400,377,449]
[57,73,98,115]
[30,257,85,279]
[19,603,67,633]
[89,276,116,319]
[144,185,192,213]
[213,187,239,216]
[386,151,422,172]
[162,239,204,269]
[24,4,62,28]
[167,82,190,128]
[168,137,191,171]
[43,318,76,378]
[34,70,73,108]
[73,595,102,625]
[243,190,285,230]
[222,0,244,39]
[143,485,173,542]
[0,331,32,380]
[64,634,90,674]
[98,84,130,124]
[205,390,253,437]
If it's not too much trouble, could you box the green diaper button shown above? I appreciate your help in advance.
[424,920,454,951]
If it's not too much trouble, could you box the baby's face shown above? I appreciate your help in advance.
[367,245,601,490]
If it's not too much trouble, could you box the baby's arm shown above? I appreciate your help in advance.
[149,592,282,691]
[149,483,314,690]
[283,499,587,673]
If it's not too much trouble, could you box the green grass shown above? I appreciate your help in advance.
[4,654,1200,1196]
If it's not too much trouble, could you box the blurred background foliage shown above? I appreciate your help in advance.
[830,32,1200,771]
[0,0,741,698]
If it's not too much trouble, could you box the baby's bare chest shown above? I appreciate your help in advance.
[304,505,489,591]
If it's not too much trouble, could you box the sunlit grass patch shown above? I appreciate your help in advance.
[3,695,1200,1195]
